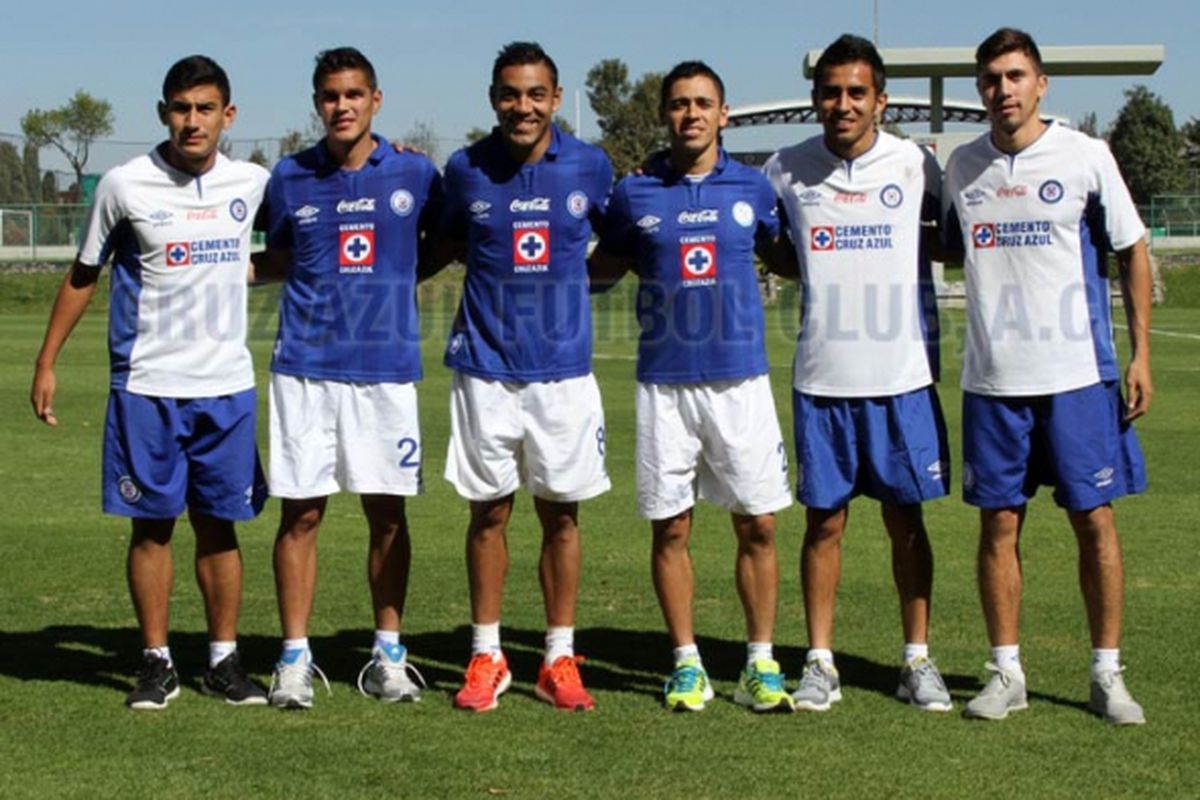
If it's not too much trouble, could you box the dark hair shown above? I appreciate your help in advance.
[660,61,726,110]
[313,47,377,92]
[162,55,231,106]
[975,28,1044,74]
[491,41,558,88]
[813,34,886,94]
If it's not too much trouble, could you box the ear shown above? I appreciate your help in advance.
[551,84,563,114]
[717,102,730,129]
[875,90,888,122]
[157,100,168,125]
[373,88,383,113]
[222,103,238,132]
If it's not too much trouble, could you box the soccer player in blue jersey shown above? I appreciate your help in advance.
[433,42,613,712]
[30,56,269,710]
[591,62,794,712]
[944,28,1152,725]
[259,48,441,709]
[763,35,952,712]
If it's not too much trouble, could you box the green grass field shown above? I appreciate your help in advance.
[1,271,1198,799]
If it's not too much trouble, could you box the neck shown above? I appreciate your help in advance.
[670,143,719,176]
[507,131,553,166]
[328,131,376,170]
[161,143,216,177]
[991,118,1048,155]
[826,126,877,161]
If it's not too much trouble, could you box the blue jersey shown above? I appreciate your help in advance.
[440,126,613,381]
[265,136,442,383]
[600,150,779,384]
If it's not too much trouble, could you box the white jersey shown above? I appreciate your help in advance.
[78,148,268,398]
[765,131,940,398]
[943,122,1145,396]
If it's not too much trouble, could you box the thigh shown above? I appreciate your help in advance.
[522,373,611,503]
[102,390,187,519]
[337,381,423,496]
[183,388,267,520]
[859,385,950,505]
[961,391,1037,509]
[696,376,792,516]
[793,391,857,510]
[635,382,703,520]
[444,372,524,502]
[269,373,340,498]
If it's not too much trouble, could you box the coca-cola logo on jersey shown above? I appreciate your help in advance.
[677,209,718,224]
[996,185,1028,198]
[510,197,551,212]
[337,198,376,213]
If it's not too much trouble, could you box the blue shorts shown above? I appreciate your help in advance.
[102,388,267,520]
[962,381,1147,511]
[793,386,950,510]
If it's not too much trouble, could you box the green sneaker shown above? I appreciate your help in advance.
[664,658,714,712]
[734,658,795,713]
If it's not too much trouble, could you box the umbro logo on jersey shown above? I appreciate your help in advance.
[678,209,718,225]
[679,236,717,284]
[636,215,662,230]
[337,198,376,214]
[796,189,822,206]
[511,197,551,213]
[964,189,986,206]
[339,224,375,272]
[972,223,996,248]
[295,205,320,220]
[513,222,550,272]
[149,210,174,227]
[165,242,192,266]
[1093,466,1115,488]
[469,200,492,217]
[810,226,835,251]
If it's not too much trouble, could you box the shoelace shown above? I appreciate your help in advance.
[269,659,332,697]
[464,654,506,689]
[800,660,832,689]
[982,661,1018,689]
[668,664,704,693]
[547,655,586,686]
[356,656,428,698]
[753,668,786,692]
[910,658,947,690]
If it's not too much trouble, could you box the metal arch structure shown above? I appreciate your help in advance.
[728,95,990,129]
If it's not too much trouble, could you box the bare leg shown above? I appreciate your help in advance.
[274,497,327,640]
[881,503,934,645]
[978,506,1026,646]
[651,510,695,647]
[535,497,581,628]
[361,494,410,632]
[802,506,848,650]
[1069,504,1123,649]
[190,511,242,642]
[128,518,176,649]
[733,512,778,644]
[466,495,514,624]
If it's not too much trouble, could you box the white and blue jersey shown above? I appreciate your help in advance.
[440,125,613,381]
[77,147,268,397]
[943,122,1146,396]
[265,136,442,383]
[765,131,941,397]
[599,150,778,384]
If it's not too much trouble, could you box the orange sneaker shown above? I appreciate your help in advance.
[454,652,512,712]
[535,655,595,711]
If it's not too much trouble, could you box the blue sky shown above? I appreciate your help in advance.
[3,0,1196,172]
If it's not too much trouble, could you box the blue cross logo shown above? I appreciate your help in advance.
[169,245,187,262]
[814,229,832,249]
[346,235,370,260]
[687,248,711,273]
[974,225,994,247]
[519,232,545,259]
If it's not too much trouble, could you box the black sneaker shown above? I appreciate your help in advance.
[203,651,268,706]
[126,653,181,711]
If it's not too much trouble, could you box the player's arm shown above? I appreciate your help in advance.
[587,245,633,293]
[756,201,799,279]
[1116,237,1153,420]
[418,233,465,283]
[249,248,292,283]
[30,261,102,426]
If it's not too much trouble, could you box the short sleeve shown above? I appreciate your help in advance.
[437,153,469,241]
[596,179,636,258]
[76,170,126,267]
[1093,140,1146,251]
[755,172,781,241]
[418,159,445,240]
[587,150,616,227]
[263,165,293,250]
[919,145,943,226]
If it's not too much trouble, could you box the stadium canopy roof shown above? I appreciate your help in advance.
[728,45,1164,132]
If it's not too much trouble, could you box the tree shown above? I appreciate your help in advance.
[0,141,31,203]
[553,115,575,136]
[1076,111,1100,138]
[585,59,666,175]
[248,146,270,168]
[465,126,491,145]
[1106,85,1185,205]
[21,90,114,202]
[278,129,308,158]
[1182,117,1200,186]
[22,143,40,201]
[403,120,440,164]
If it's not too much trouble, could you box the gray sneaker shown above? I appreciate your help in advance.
[896,656,953,712]
[1089,667,1145,725]
[357,644,426,702]
[268,648,331,710]
[792,659,842,711]
[963,662,1027,720]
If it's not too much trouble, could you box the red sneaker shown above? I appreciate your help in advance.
[535,655,595,711]
[454,652,511,712]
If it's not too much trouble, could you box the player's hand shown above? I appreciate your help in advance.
[31,364,59,427]
[1124,357,1152,421]
[391,140,426,156]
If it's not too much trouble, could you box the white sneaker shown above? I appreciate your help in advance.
[1089,667,1145,725]
[792,659,842,712]
[357,644,426,702]
[269,648,330,710]
[896,656,953,712]
[963,662,1027,720]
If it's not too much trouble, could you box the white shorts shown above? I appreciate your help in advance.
[445,372,611,503]
[636,375,792,520]
[269,373,423,498]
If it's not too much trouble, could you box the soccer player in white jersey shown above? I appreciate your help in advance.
[764,34,953,712]
[944,28,1151,725]
[30,56,269,710]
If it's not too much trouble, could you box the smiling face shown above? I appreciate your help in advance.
[662,74,728,170]
[977,49,1048,147]
[157,83,235,174]
[814,60,886,159]
[490,61,562,163]
[314,68,382,153]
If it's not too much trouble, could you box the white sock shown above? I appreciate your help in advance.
[807,647,834,667]
[545,626,575,665]
[674,643,701,667]
[209,640,236,668]
[282,637,310,660]
[1091,648,1120,678]
[472,622,501,656]
[902,642,929,665]
[145,646,172,667]
[374,629,400,648]
[992,644,1023,679]
[747,641,773,666]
